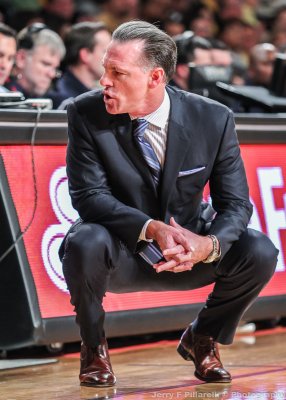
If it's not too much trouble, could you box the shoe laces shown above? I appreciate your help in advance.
[196,335,218,357]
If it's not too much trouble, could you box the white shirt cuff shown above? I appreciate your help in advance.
[139,219,154,242]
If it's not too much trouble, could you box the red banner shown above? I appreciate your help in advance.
[0,144,285,318]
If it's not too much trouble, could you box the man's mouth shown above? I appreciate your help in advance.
[103,91,113,101]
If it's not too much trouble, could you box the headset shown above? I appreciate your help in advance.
[17,23,48,50]
[174,31,212,65]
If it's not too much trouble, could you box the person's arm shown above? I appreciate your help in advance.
[153,109,252,273]
[66,100,190,254]
[66,100,150,252]
[207,110,253,258]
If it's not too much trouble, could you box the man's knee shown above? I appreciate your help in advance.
[241,229,279,283]
[62,223,113,307]
[64,222,113,266]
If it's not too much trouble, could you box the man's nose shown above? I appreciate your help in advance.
[0,59,7,71]
[49,69,57,79]
[46,65,59,79]
[99,71,112,87]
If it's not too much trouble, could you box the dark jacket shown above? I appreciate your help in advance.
[66,85,252,260]
[48,69,89,109]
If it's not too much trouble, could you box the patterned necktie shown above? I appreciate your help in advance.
[133,118,161,186]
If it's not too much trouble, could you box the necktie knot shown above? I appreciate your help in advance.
[132,118,149,139]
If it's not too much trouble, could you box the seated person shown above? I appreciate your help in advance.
[246,43,277,88]
[0,23,17,92]
[6,23,65,100]
[170,31,241,110]
[49,21,111,109]
[170,31,212,91]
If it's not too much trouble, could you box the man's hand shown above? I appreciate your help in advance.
[145,219,192,260]
[153,217,213,273]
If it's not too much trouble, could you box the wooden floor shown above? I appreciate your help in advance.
[1,327,286,400]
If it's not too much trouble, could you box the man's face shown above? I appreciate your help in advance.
[255,55,276,86]
[211,49,232,67]
[18,44,61,96]
[193,48,212,65]
[87,30,111,81]
[100,40,153,115]
[0,33,16,86]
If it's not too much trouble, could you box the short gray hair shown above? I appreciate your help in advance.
[250,43,276,63]
[112,20,177,82]
[18,25,66,59]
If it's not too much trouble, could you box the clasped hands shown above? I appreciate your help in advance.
[146,217,213,273]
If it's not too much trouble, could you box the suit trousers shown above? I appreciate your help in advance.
[61,221,278,346]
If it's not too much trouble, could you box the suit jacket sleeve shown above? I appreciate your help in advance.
[66,100,151,252]
[208,109,253,259]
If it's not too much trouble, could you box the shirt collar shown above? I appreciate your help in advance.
[129,90,170,129]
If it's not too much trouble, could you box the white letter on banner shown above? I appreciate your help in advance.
[257,167,285,272]
[41,167,79,292]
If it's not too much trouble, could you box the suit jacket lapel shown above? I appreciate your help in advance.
[160,88,192,216]
[114,114,158,196]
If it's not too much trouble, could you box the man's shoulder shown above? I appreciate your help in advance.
[68,89,107,118]
[58,71,88,93]
[167,85,231,115]
[67,90,127,129]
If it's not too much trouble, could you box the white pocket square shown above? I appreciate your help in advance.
[178,166,206,177]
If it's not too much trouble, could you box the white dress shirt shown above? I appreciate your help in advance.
[130,90,171,241]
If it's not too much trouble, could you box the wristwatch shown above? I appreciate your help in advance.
[203,234,221,263]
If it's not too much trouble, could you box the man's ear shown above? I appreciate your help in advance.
[149,67,165,88]
[79,47,91,65]
[15,49,28,69]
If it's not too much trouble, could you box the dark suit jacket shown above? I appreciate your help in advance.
[48,70,89,109]
[66,85,252,262]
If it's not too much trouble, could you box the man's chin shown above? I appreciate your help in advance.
[104,103,121,115]
[35,89,49,97]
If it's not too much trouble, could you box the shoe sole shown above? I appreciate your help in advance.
[194,371,232,383]
[177,343,231,383]
[80,381,116,387]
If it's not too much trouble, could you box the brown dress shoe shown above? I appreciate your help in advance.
[177,325,232,383]
[79,339,116,387]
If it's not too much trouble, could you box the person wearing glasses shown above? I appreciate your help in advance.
[6,23,65,99]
